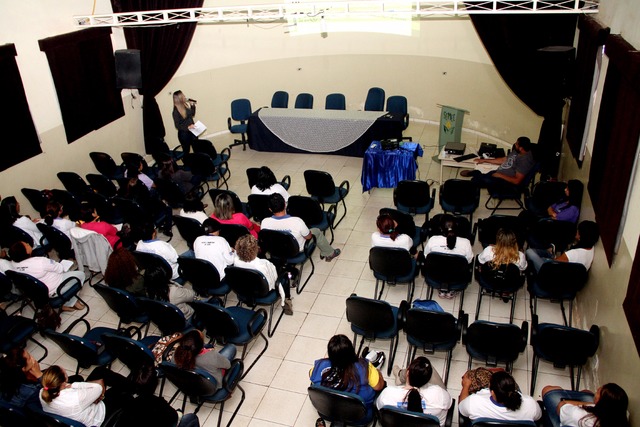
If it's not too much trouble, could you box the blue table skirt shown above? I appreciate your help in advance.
[361,142,423,192]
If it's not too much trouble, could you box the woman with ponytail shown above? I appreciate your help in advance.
[371,213,413,251]
[424,215,473,263]
[42,200,75,238]
[376,357,452,426]
[459,370,541,423]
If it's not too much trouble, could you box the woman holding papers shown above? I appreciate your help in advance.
[172,90,198,153]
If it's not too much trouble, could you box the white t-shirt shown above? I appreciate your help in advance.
[49,218,76,238]
[424,235,474,263]
[560,404,596,427]
[13,216,44,246]
[458,389,542,421]
[11,257,67,295]
[233,256,279,290]
[39,382,105,427]
[261,215,310,252]
[193,235,234,279]
[136,239,180,280]
[477,246,527,271]
[179,210,209,224]
[376,384,453,426]
[565,248,594,270]
[371,232,413,251]
[251,183,291,202]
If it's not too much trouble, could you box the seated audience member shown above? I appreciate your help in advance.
[458,370,541,423]
[124,162,155,191]
[104,247,146,296]
[159,158,199,195]
[0,196,44,248]
[547,180,582,224]
[179,195,209,224]
[145,265,195,319]
[115,394,200,427]
[371,213,412,251]
[310,334,384,424]
[477,228,527,271]
[377,357,452,426]
[0,348,44,410]
[193,218,234,280]
[210,193,260,238]
[460,137,535,188]
[250,166,291,201]
[541,383,629,427]
[262,193,341,262]
[9,241,85,311]
[78,202,119,248]
[42,200,76,238]
[234,234,293,315]
[135,222,180,281]
[526,220,599,272]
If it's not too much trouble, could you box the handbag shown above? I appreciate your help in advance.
[412,299,444,313]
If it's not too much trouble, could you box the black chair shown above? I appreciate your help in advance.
[172,215,205,250]
[364,87,385,111]
[7,270,89,322]
[209,189,248,217]
[50,189,82,221]
[20,188,49,217]
[27,406,86,427]
[369,247,417,302]
[524,180,569,217]
[150,139,185,164]
[530,315,599,395]
[271,90,289,108]
[476,215,526,249]
[86,173,118,198]
[153,178,191,209]
[160,360,245,426]
[137,297,189,336]
[465,419,536,427]
[132,250,173,283]
[287,195,336,244]
[0,225,48,257]
[393,180,436,218]
[189,300,267,378]
[345,294,404,375]
[36,223,74,260]
[0,309,48,361]
[379,402,456,427]
[84,192,123,225]
[424,214,474,244]
[178,256,230,302]
[526,218,577,252]
[93,284,150,335]
[294,92,314,109]
[247,194,272,222]
[386,95,409,130]
[421,253,472,306]
[246,167,291,190]
[57,172,92,200]
[258,229,316,294]
[485,161,540,214]
[308,384,374,426]
[403,308,467,386]
[224,266,285,337]
[100,332,159,374]
[43,318,117,374]
[0,271,23,314]
[304,170,350,228]
[112,197,172,237]
[184,152,230,191]
[218,224,251,248]
[474,260,525,323]
[89,152,126,180]
[380,207,428,251]
[527,261,588,326]
[228,98,252,150]
[121,152,157,178]
[192,139,231,168]
[439,179,480,224]
[325,93,346,110]
[0,401,34,427]
[462,320,528,372]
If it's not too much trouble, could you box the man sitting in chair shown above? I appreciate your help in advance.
[460,136,535,188]
[135,222,180,281]
[261,193,341,262]
[194,218,234,280]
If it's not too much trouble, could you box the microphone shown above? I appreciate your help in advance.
[188,98,197,103]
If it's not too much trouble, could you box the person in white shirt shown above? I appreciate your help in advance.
[371,213,412,251]
[250,166,291,201]
[1,196,44,248]
[42,200,76,238]
[9,241,85,311]
[376,357,452,426]
[458,370,541,423]
[193,218,234,280]
[135,222,180,281]
[179,196,209,224]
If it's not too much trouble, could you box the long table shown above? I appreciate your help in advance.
[247,108,404,157]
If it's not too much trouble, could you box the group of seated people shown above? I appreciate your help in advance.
[309,335,629,427]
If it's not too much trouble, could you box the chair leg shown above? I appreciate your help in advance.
[568,299,573,327]
[509,290,517,323]
[530,353,539,396]
[387,336,399,376]
[570,365,576,390]
[220,384,245,427]
[444,349,452,387]
[377,280,386,300]
[267,302,285,338]
[575,366,582,391]
[334,200,347,228]
[475,289,483,320]
[241,331,269,379]
[296,258,315,295]
[560,299,569,327]
[29,337,48,362]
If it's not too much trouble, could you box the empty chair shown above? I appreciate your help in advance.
[227,98,252,150]
[393,180,436,217]
[325,93,346,110]
[474,260,525,323]
[89,152,125,180]
[246,167,291,191]
[86,174,118,198]
[184,152,230,191]
[439,179,480,224]
[421,253,473,306]
[93,284,150,334]
[369,246,417,302]
[271,90,289,108]
[294,92,313,109]
[20,188,49,217]
[463,320,528,372]
[308,384,375,427]
[287,195,336,244]
[137,297,189,336]
[364,87,385,111]
[529,315,599,395]
[192,139,231,167]
[56,172,92,199]
[386,95,409,130]
[304,170,350,228]
[345,294,404,375]
[100,333,159,375]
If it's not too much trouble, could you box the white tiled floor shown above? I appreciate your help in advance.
[24,121,574,426]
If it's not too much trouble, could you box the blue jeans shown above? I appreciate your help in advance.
[526,248,554,273]
[542,389,593,427]
[178,413,200,427]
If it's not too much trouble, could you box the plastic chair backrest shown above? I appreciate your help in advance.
[218,224,251,248]
[136,297,187,336]
[93,284,145,324]
[132,251,173,283]
[386,95,407,114]
[271,91,289,108]
[394,180,432,210]
[422,253,471,285]
[325,93,346,110]
[477,262,525,293]
[86,174,118,198]
[6,271,50,309]
[534,321,599,366]
[189,301,241,339]
[308,385,370,424]
[477,215,526,248]
[304,170,336,199]
[177,256,222,296]
[89,152,119,177]
[258,229,301,258]
[440,179,480,213]
[224,266,272,303]
[231,99,252,121]
[294,93,314,109]
[287,195,325,225]
[404,308,459,345]
[364,87,385,111]
[36,223,73,259]
[172,215,205,249]
[536,261,588,295]
[465,321,527,363]
[379,405,440,427]
[369,247,414,279]
[346,295,396,335]
[247,194,272,222]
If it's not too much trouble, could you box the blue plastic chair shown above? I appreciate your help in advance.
[294,93,314,109]
[271,90,289,108]
[227,98,252,150]
[364,87,385,111]
[325,93,346,110]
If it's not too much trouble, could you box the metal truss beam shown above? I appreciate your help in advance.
[74,1,599,27]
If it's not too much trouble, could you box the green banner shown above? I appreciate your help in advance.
[433,105,468,164]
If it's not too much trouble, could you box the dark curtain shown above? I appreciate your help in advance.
[0,44,42,171]
[588,34,640,266]
[39,28,124,143]
[566,16,610,167]
[466,6,577,178]
[111,0,203,153]
[624,235,640,357]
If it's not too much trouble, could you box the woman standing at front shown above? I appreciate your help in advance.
[172,90,197,153]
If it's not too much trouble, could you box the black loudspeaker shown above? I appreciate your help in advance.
[535,46,576,99]
[115,49,142,89]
